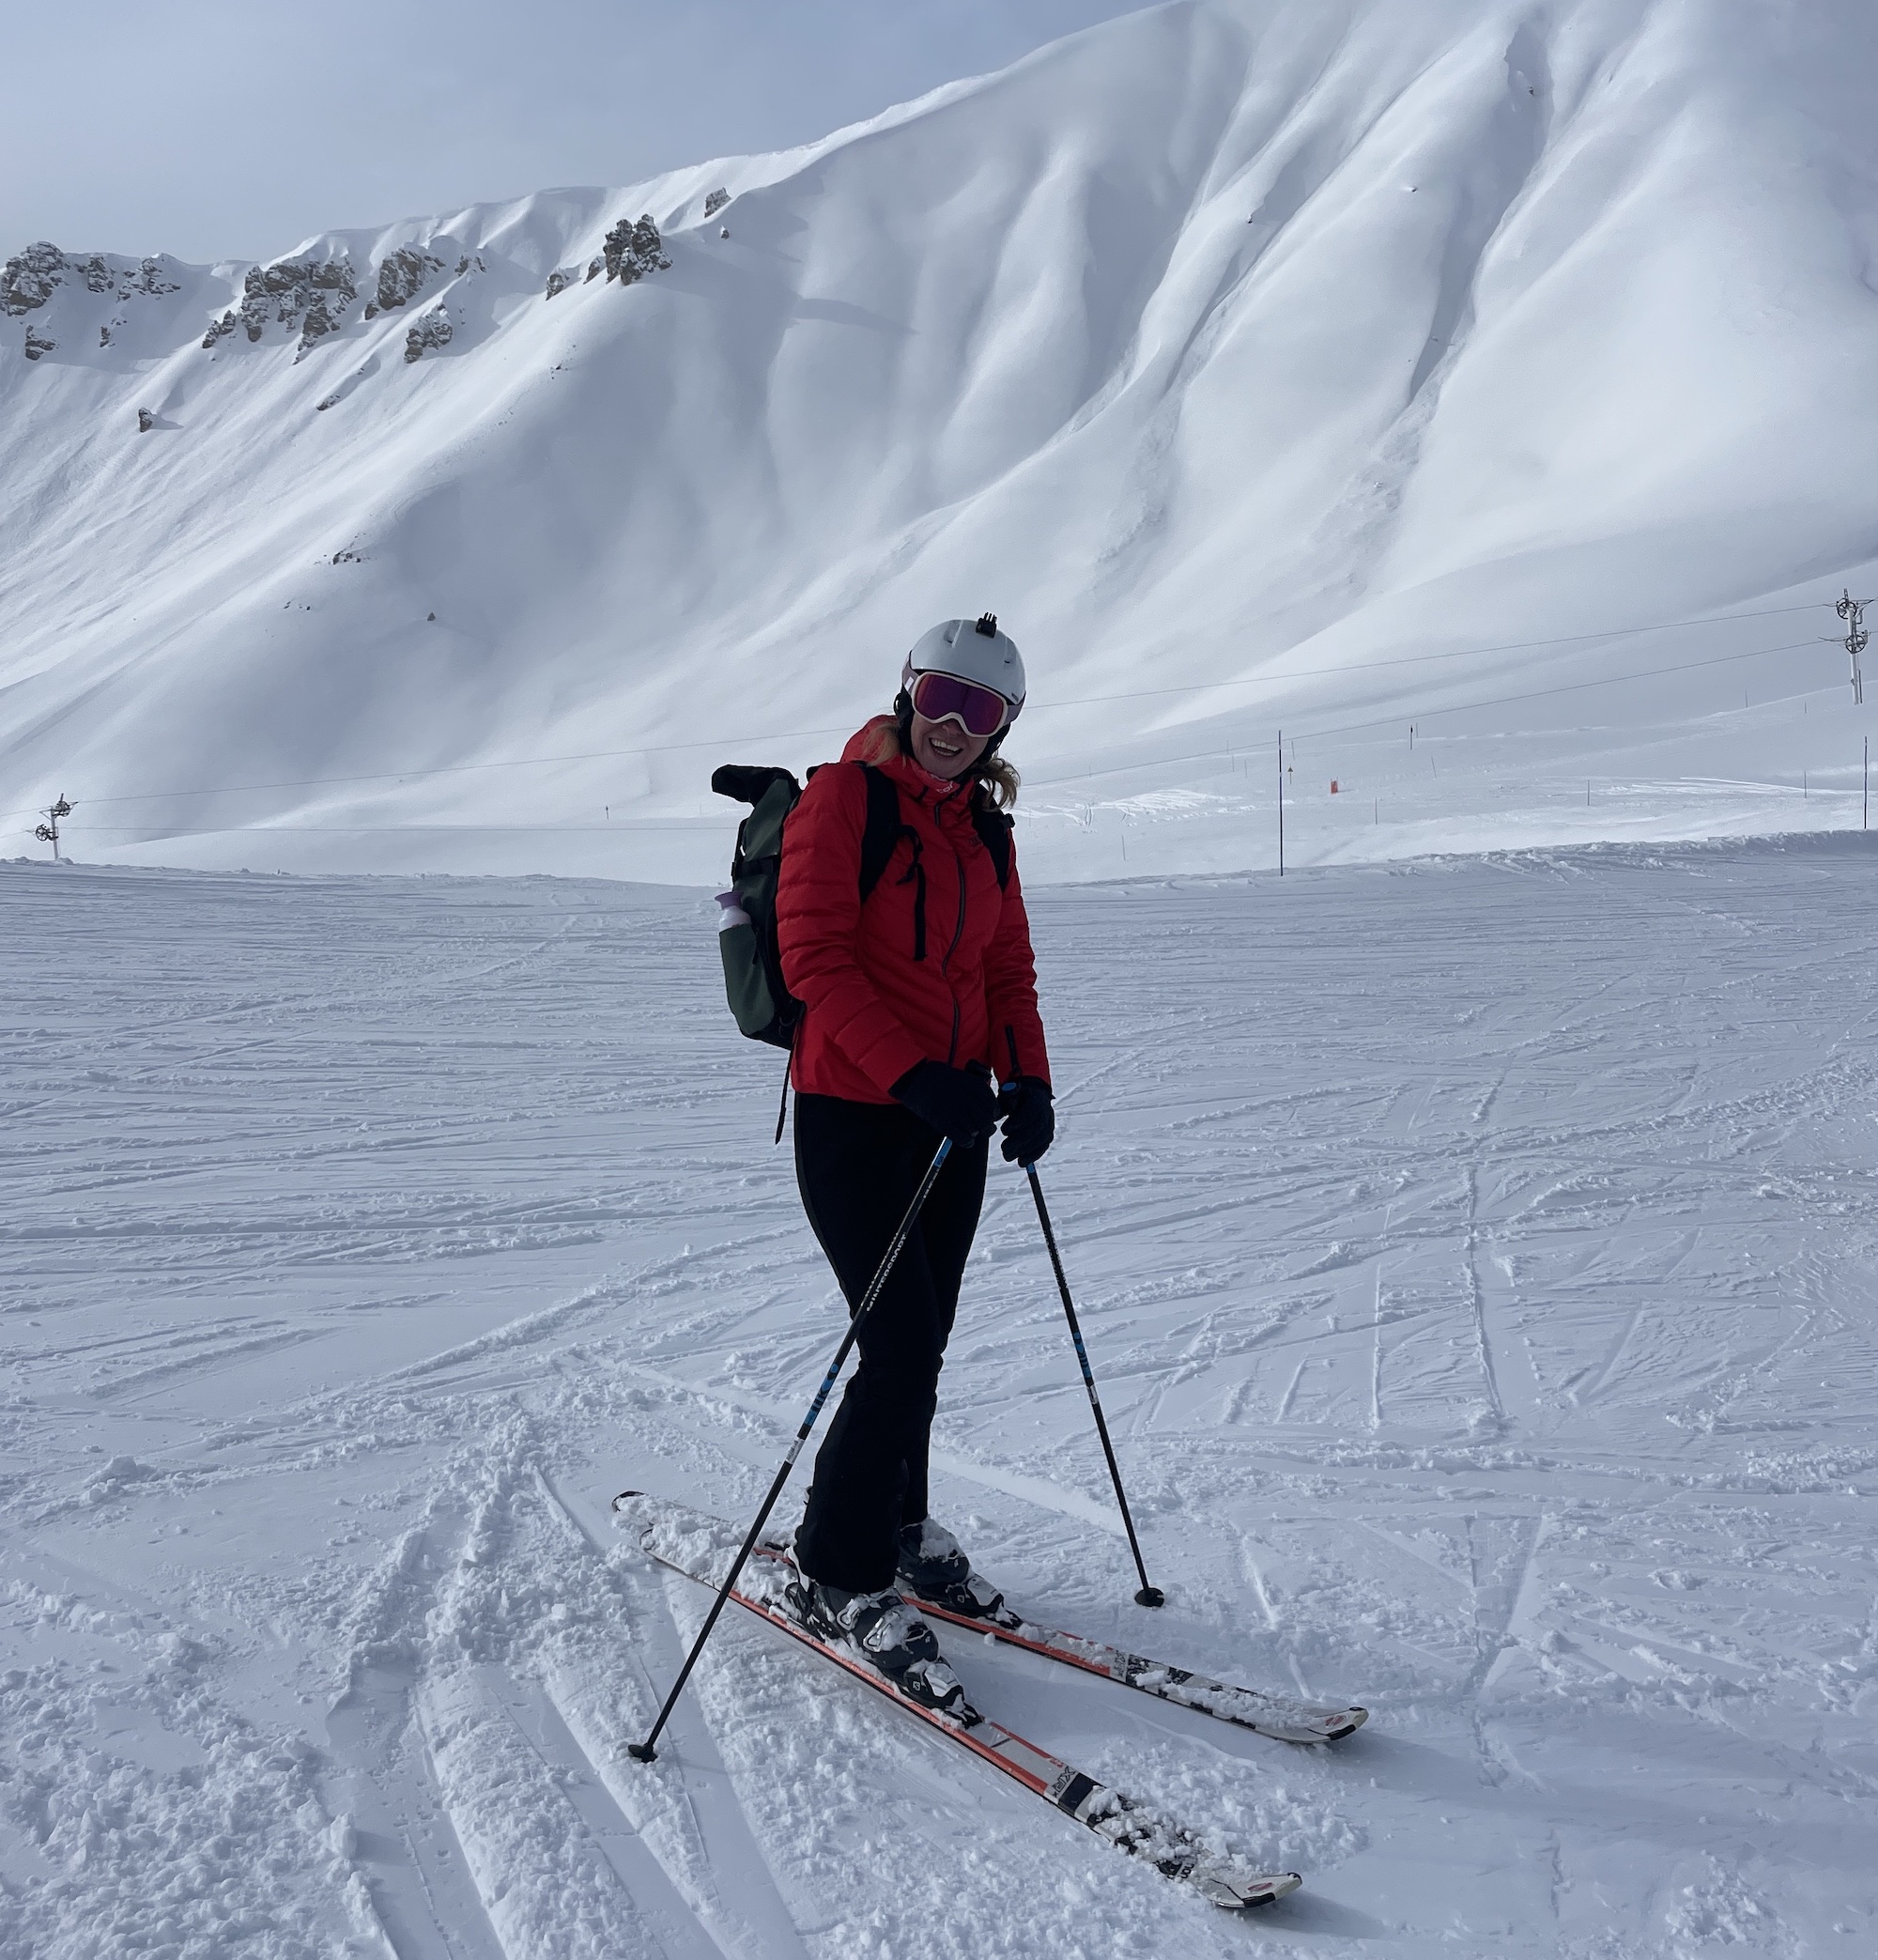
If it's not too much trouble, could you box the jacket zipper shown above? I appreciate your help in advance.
[941,840,967,1064]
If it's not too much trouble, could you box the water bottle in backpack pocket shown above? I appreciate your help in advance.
[711,764,804,1049]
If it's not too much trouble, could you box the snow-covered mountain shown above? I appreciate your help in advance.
[5,0,1877,881]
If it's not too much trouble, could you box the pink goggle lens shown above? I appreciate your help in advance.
[910,670,1015,737]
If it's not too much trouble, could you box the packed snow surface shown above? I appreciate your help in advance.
[5,839,1875,1956]
[4,0,1878,878]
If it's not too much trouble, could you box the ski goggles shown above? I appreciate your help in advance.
[908,669,1020,737]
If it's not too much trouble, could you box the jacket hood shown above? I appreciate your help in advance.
[840,716,971,804]
[840,715,901,767]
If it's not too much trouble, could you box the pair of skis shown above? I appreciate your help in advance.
[615,1493,1365,1912]
[905,1569,1366,1746]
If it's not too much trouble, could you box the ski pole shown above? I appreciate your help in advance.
[628,1134,953,1762]
[1021,1160,1164,1609]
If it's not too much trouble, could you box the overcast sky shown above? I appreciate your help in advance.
[8,0,1148,264]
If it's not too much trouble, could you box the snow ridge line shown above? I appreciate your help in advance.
[415,1665,692,1960]
[531,1473,817,1959]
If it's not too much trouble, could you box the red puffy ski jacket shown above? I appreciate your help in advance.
[777,718,1051,1103]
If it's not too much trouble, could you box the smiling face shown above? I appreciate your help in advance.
[908,709,992,780]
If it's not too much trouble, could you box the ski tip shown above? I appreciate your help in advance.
[1195,1866,1303,1910]
[1270,1710,1367,1744]
[1251,1871,1305,1908]
[1257,1703,1368,1744]
[1290,1705,1368,1742]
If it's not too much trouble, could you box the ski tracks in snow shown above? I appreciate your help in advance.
[7,848,1878,1955]
[323,1420,806,1960]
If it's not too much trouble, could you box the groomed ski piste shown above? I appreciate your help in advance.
[5,834,1875,1958]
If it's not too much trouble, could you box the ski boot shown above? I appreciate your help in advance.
[785,1576,974,1719]
[896,1518,1007,1621]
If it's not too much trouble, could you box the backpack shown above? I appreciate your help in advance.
[711,759,1012,1134]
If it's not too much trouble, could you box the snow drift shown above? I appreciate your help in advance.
[4,0,1877,879]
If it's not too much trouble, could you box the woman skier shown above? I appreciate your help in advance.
[775,613,1054,1712]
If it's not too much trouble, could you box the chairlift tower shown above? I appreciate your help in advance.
[1836,591,1868,706]
[34,795,72,861]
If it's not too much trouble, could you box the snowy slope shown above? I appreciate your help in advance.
[4,0,1878,880]
[5,840,1876,1955]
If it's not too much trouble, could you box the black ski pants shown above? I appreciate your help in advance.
[792,1091,988,1596]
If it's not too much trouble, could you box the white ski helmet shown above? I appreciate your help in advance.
[902,613,1025,717]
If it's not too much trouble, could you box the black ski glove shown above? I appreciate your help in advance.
[891,1059,1000,1143]
[998,1076,1055,1165]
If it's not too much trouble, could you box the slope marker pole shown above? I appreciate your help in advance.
[1276,731,1284,877]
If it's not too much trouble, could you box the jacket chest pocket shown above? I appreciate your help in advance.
[944,837,1001,969]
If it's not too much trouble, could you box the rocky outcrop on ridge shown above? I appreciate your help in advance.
[6,243,185,361]
[403,310,453,363]
[4,243,181,316]
[703,188,730,218]
[597,215,670,286]
[546,217,669,300]
[8,212,650,365]
[363,247,444,318]
[202,255,359,360]
[3,242,71,314]
[195,244,485,355]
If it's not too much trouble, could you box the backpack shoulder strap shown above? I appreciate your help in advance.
[855,762,904,902]
[971,794,1013,891]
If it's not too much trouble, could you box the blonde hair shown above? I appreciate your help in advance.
[977,753,1020,809]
